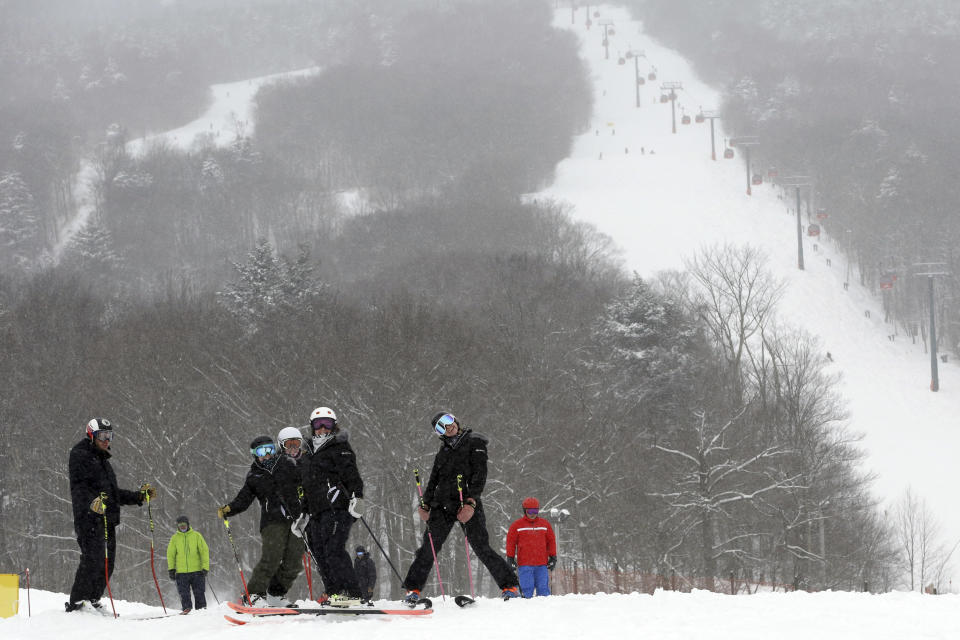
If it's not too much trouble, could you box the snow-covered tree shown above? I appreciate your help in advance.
[217,239,325,334]
[0,171,41,271]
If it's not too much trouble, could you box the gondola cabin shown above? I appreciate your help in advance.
[648,72,657,81]
[660,94,670,103]
[681,114,691,125]
[752,174,763,185]
[637,76,646,85]
[879,273,895,289]
[816,208,828,220]
[695,113,705,123]
[807,223,821,237]
[618,57,626,65]
[767,167,779,178]
[724,148,735,159]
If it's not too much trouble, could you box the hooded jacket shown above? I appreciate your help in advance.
[506,515,557,566]
[167,526,210,574]
[422,428,489,513]
[69,439,143,529]
[302,429,364,515]
[226,454,301,531]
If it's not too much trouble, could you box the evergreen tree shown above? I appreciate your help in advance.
[217,238,325,334]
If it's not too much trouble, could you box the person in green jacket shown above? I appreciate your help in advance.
[167,515,210,613]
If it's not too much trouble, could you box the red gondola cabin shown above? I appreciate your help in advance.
[682,115,691,125]
[752,174,763,185]
[724,148,735,159]
[807,224,821,237]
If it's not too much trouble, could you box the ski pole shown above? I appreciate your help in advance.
[221,516,251,605]
[302,553,313,601]
[415,469,445,600]
[456,474,475,600]
[100,493,117,618]
[208,578,221,605]
[144,492,167,613]
[358,514,405,583]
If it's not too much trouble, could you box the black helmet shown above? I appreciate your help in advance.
[249,435,275,457]
[355,545,366,555]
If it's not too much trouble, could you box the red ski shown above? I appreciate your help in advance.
[226,600,433,618]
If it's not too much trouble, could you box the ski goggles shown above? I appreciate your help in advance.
[283,439,302,450]
[177,522,189,531]
[525,508,539,516]
[311,417,336,431]
[251,443,276,457]
[94,430,114,442]
[434,413,456,435]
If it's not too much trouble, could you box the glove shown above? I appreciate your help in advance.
[201,569,208,576]
[168,569,176,580]
[508,556,517,569]
[456,502,475,524]
[348,496,363,519]
[547,555,557,571]
[291,513,310,537]
[217,505,231,520]
[139,483,157,500]
[418,506,430,522]
[90,496,106,514]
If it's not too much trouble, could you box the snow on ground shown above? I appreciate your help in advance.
[3,587,959,640]
[53,67,320,259]
[537,5,960,561]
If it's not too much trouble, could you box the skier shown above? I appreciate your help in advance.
[505,497,557,597]
[217,435,303,607]
[402,412,520,603]
[66,418,157,612]
[167,515,210,613]
[354,545,377,603]
[301,407,365,606]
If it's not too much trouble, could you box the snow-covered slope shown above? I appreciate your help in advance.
[4,587,959,640]
[536,5,960,557]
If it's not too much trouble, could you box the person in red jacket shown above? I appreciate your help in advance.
[505,497,557,597]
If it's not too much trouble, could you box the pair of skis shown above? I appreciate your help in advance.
[224,598,433,625]
[224,594,476,625]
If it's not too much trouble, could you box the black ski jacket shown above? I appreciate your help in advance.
[69,439,143,530]
[302,430,364,516]
[422,429,489,513]
[354,554,377,594]
[226,455,301,531]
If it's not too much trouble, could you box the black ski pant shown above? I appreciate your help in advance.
[69,520,116,605]
[402,507,518,593]
[306,510,361,597]
[246,522,303,597]
[175,571,207,610]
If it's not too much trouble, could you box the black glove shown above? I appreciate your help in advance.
[547,555,557,571]
[168,569,176,580]
[201,569,208,576]
[508,556,517,569]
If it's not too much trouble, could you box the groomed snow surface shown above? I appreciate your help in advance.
[3,586,959,640]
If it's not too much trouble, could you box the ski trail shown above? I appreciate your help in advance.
[52,66,320,260]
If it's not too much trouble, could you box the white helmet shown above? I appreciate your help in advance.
[310,407,337,422]
[278,426,304,447]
